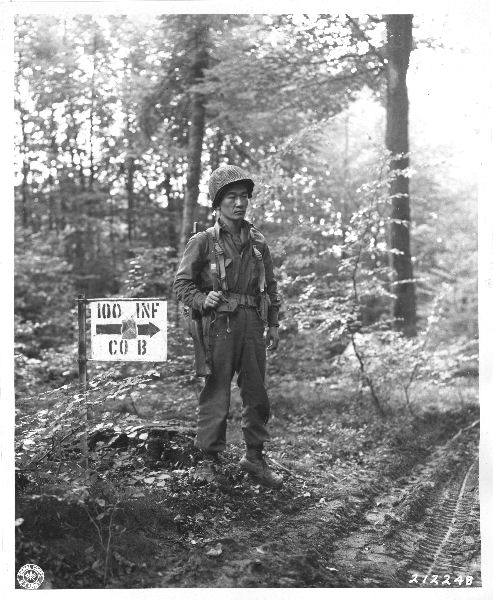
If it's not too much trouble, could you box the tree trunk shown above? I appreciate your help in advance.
[179,21,209,252]
[20,153,30,229]
[48,108,59,232]
[88,34,98,190]
[109,192,117,270]
[122,56,137,244]
[385,14,417,337]
[125,155,136,242]
[67,101,85,190]
[162,171,177,247]
[209,129,224,172]
[17,104,30,229]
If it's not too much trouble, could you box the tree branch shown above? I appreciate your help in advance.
[345,15,387,65]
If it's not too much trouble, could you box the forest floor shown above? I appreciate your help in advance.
[15,340,481,589]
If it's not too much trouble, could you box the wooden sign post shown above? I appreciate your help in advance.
[77,294,88,393]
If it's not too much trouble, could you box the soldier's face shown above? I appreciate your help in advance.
[218,184,249,221]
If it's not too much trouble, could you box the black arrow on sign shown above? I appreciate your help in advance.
[137,322,160,338]
[96,324,121,335]
[96,322,161,337]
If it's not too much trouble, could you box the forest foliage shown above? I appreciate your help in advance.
[14,13,477,414]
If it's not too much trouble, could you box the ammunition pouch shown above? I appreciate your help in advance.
[215,296,239,314]
[214,292,258,314]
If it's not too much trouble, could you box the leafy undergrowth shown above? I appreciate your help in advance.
[15,362,480,588]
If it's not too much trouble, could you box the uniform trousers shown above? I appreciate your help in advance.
[195,307,271,453]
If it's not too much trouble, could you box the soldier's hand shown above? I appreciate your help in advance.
[204,291,223,310]
[266,326,280,351]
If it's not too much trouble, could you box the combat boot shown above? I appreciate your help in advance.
[239,451,283,489]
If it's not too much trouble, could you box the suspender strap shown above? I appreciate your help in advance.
[214,242,228,292]
[252,245,266,292]
[206,228,228,292]
[250,233,269,325]
[207,231,219,292]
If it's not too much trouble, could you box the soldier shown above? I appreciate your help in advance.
[173,165,283,489]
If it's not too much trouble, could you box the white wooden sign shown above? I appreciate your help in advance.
[89,298,167,362]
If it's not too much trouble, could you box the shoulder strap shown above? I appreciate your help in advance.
[251,243,266,292]
[205,228,218,292]
[206,227,228,292]
[249,226,266,292]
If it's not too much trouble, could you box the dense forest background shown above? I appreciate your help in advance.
[14,13,478,394]
[13,12,482,589]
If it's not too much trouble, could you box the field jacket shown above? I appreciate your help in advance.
[173,218,280,327]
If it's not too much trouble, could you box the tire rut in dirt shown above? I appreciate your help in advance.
[329,421,480,587]
[403,459,480,586]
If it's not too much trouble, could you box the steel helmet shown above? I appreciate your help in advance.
[208,165,254,209]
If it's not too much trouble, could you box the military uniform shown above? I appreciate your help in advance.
[173,165,283,488]
[173,217,280,453]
